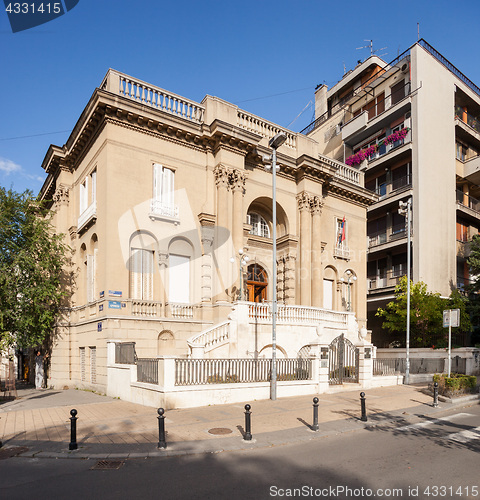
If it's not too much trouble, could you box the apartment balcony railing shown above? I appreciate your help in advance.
[368,270,410,291]
[367,129,412,163]
[391,175,411,192]
[367,175,411,200]
[101,69,205,124]
[455,105,480,135]
[368,225,408,248]
[456,189,480,214]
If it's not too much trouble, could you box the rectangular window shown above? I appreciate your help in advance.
[152,164,176,217]
[168,254,190,303]
[336,217,347,247]
[391,80,405,105]
[79,169,97,215]
[80,347,85,382]
[130,248,154,300]
[79,178,88,214]
[456,143,467,161]
[323,279,333,310]
[90,347,96,384]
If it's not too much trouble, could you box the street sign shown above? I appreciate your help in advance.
[443,309,460,328]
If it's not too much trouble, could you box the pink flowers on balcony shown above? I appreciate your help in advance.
[345,128,410,166]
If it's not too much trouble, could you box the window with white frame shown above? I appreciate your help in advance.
[168,254,190,303]
[152,164,177,218]
[79,169,96,215]
[247,213,270,238]
[336,217,347,247]
[130,248,154,300]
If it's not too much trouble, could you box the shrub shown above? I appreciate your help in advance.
[432,373,478,395]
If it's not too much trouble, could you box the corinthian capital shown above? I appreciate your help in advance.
[214,165,230,189]
[296,191,312,211]
[229,169,247,192]
[311,195,324,215]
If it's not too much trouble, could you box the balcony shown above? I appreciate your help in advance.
[368,270,409,292]
[456,189,480,218]
[455,105,480,135]
[77,201,96,232]
[334,244,350,260]
[149,199,179,222]
[368,225,409,250]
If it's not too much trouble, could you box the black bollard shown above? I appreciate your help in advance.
[312,397,319,431]
[360,392,367,422]
[157,408,167,449]
[69,409,78,450]
[244,404,252,441]
[433,381,439,408]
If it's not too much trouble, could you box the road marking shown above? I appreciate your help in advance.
[396,413,474,432]
[448,427,480,443]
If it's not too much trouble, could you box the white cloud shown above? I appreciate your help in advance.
[0,157,22,175]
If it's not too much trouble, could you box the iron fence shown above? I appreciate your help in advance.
[175,358,312,386]
[373,357,445,376]
[137,358,158,384]
[115,342,136,364]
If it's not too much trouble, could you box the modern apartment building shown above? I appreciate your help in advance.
[303,39,480,346]
[39,69,376,393]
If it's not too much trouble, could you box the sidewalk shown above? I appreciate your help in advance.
[0,383,478,460]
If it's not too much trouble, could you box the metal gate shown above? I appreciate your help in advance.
[328,334,359,385]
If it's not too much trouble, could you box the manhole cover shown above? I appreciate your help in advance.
[0,446,29,460]
[208,428,233,435]
[90,460,125,470]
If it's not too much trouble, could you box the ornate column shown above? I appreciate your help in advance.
[311,195,324,308]
[214,165,230,302]
[230,169,247,253]
[200,225,214,303]
[297,192,312,306]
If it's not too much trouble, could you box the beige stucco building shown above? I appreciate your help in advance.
[40,68,376,394]
[304,39,480,346]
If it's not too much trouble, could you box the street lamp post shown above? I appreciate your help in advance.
[341,270,357,311]
[230,249,249,301]
[266,132,287,401]
[398,198,412,385]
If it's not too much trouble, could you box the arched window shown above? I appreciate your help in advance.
[247,213,270,238]
[129,232,156,300]
[247,263,268,302]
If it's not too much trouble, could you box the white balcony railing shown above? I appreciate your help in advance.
[248,302,348,325]
[149,199,179,220]
[334,245,350,259]
[77,201,97,231]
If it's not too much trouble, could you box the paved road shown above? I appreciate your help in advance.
[1,403,479,500]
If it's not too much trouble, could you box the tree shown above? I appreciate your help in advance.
[0,188,72,353]
[466,233,480,345]
[376,276,471,348]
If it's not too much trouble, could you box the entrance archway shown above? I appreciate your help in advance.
[247,263,268,302]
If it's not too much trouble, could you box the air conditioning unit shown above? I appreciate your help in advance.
[401,63,409,73]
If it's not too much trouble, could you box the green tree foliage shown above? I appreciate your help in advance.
[0,188,72,352]
[376,276,471,348]
[466,233,480,345]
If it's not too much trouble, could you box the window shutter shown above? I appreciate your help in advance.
[153,164,163,201]
[91,170,96,204]
[163,167,174,208]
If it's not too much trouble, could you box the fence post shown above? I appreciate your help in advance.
[244,404,252,440]
[69,409,78,450]
[312,397,319,431]
[433,381,439,408]
[157,408,167,449]
[360,392,367,422]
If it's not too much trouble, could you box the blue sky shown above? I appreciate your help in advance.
[1,0,480,194]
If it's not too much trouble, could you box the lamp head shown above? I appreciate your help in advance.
[268,132,287,149]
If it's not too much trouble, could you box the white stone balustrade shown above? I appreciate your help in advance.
[101,69,205,124]
[248,302,348,325]
[237,110,297,149]
[187,321,230,356]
